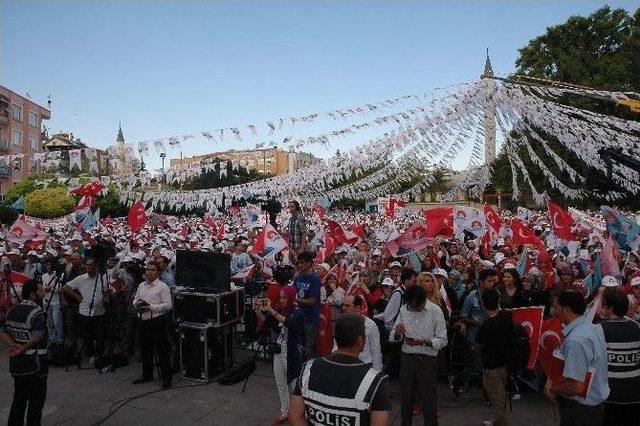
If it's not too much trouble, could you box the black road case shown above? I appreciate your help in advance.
[179,322,233,382]
[173,287,244,327]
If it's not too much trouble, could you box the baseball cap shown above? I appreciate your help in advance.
[433,268,447,277]
[601,275,619,287]
[381,277,396,287]
[389,261,402,268]
[502,263,516,270]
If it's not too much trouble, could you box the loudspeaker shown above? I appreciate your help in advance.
[175,251,231,291]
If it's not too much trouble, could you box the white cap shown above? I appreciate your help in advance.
[578,249,590,261]
[372,249,382,257]
[381,277,396,287]
[433,268,447,277]
[318,263,330,271]
[481,260,495,268]
[389,261,402,268]
[8,249,21,256]
[27,250,38,257]
[503,263,516,270]
[631,276,640,287]
[602,275,619,287]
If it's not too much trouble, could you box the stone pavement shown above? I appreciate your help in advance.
[0,348,558,425]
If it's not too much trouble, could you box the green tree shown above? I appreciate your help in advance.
[515,6,639,92]
[25,187,76,219]
[95,185,128,218]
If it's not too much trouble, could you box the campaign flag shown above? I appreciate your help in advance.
[584,252,603,295]
[9,196,24,211]
[386,220,434,257]
[552,350,596,399]
[251,224,288,260]
[601,238,621,279]
[127,201,148,233]
[453,206,485,238]
[510,220,542,246]
[601,206,640,251]
[7,218,48,245]
[375,221,399,242]
[483,203,502,234]
[538,317,564,384]
[423,207,454,238]
[204,213,217,232]
[517,207,535,222]
[245,204,263,228]
[231,264,273,280]
[548,202,576,241]
[407,250,422,272]
[510,306,544,369]
[515,248,528,276]
[325,220,359,245]
[82,209,96,231]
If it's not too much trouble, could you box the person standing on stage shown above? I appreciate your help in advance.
[131,261,173,389]
[0,280,49,426]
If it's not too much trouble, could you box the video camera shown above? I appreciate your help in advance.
[86,238,116,272]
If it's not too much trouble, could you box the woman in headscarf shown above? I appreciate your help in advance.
[255,285,304,425]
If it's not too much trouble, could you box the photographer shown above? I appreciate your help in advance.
[62,258,106,366]
[255,285,304,425]
[131,261,173,389]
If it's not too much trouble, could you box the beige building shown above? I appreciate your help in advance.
[0,85,51,195]
[170,147,318,175]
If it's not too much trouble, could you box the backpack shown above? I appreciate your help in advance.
[509,321,531,372]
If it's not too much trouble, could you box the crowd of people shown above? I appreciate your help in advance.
[1,199,639,426]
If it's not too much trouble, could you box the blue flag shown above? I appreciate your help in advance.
[10,196,24,211]
[516,248,528,276]
[318,196,331,210]
[601,206,640,251]
[584,252,603,295]
[407,250,422,273]
[82,209,95,230]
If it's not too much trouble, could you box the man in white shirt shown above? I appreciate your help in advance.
[62,258,106,365]
[131,261,173,389]
[338,294,383,371]
[391,284,448,426]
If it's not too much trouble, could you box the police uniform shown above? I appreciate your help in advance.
[292,353,390,426]
[2,299,49,426]
[601,317,640,425]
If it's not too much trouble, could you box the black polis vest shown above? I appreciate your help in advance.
[4,300,48,377]
[601,318,640,404]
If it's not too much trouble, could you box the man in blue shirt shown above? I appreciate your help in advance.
[545,289,610,426]
[294,251,321,359]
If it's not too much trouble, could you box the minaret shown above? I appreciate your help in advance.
[116,122,126,178]
[481,49,497,164]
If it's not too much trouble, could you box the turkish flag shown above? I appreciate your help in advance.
[316,303,334,357]
[386,198,406,219]
[127,201,148,233]
[204,213,217,232]
[216,217,225,240]
[538,317,564,384]
[481,230,493,258]
[548,202,576,241]
[510,306,544,370]
[483,203,502,234]
[423,207,454,238]
[326,220,359,245]
[349,223,366,238]
[75,195,94,212]
[510,220,542,246]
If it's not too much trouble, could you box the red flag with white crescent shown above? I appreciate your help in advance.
[510,306,544,369]
[127,201,148,233]
[483,203,502,234]
[423,207,454,238]
[538,316,564,384]
[251,224,288,260]
[510,219,542,246]
[547,201,576,241]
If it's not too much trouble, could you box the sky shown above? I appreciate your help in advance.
[1,0,637,172]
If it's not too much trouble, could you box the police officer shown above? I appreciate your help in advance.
[289,313,391,426]
[0,279,49,426]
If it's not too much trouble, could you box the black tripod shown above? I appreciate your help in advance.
[41,264,71,370]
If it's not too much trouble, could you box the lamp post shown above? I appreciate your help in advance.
[159,152,166,184]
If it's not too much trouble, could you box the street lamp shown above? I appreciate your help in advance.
[160,152,166,184]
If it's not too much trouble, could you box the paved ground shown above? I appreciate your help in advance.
[0,347,558,425]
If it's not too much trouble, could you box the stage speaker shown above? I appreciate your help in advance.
[176,250,230,292]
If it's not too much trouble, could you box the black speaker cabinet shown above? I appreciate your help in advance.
[179,323,233,382]
[173,288,244,327]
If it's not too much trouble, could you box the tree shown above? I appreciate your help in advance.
[95,185,128,218]
[515,6,639,92]
[25,187,76,219]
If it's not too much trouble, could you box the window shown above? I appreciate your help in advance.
[13,157,22,171]
[28,111,38,127]
[11,130,23,147]
[29,135,38,150]
[11,104,22,121]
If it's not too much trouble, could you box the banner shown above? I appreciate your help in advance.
[386,220,434,257]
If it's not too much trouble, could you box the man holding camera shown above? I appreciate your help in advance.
[131,261,173,389]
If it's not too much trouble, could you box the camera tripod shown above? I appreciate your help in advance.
[41,265,71,371]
